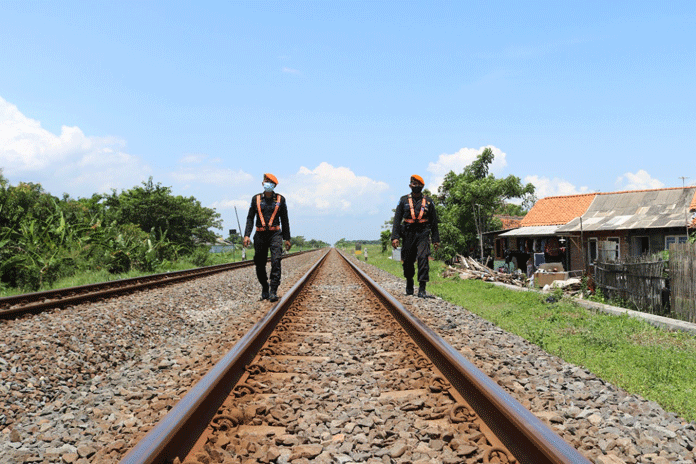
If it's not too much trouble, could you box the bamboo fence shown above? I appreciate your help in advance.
[593,258,667,314]
[670,242,696,323]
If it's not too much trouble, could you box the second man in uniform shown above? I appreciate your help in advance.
[391,175,440,297]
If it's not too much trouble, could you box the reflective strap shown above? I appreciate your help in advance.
[256,194,282,231]
[404,195,428,223]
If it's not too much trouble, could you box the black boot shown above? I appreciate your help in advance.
[260,285,269,301]
[406,278,414,295]
[418,283,427,298]
[269,287,279,302]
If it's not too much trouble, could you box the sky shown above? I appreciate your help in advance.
[1,1,694,245]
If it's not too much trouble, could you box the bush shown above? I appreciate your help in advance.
[187,247,212,267]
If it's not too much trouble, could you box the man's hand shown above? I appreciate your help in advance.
[284,240,292,251]
[433,242,440,251]
[243,236,251,247]
[391,239,400,249]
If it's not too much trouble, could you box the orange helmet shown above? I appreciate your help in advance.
[264,173,279,185]
[410,174,424,186]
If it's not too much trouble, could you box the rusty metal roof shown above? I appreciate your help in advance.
[556,187,696,233]
[499,225,561,237]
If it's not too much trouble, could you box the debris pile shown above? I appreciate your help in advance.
[541,277,583,296]
[442,255,528,287]
[443,255,585,295]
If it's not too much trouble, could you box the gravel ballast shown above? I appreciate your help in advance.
[1,250,694,464]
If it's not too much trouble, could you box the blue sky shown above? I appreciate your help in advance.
[1,1,694,244]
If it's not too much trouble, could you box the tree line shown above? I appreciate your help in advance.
[289,236,330,250]
[0,174,223,292]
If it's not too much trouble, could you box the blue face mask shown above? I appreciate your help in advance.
[263,182,275,192]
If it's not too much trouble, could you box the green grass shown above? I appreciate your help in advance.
[1,246,322,297]
[366,249,696,422]
[0,248,258,297]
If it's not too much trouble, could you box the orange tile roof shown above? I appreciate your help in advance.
[520,193,597,226]
[690,190,696,212]
[497,215,524,230]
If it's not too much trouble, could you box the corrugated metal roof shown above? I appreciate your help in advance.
[556,187,696,233]
[499,225,560,237]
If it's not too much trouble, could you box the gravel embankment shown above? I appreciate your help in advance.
[2,250,694,464]
[0,252,320,463]
[349,255,695,464]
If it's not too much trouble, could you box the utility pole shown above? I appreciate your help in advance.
[234,206,244,261]
[679,177,690,240]
[475,204,484,262]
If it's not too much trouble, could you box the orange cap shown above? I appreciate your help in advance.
[264,173,279,185]
[410,175,424,185]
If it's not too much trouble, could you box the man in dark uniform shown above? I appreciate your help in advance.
[243,173,292,302]
[391,175,440,297]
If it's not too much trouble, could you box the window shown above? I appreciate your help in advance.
[597,238,619,262]
[665,235,688,250]
[607,237,620,261]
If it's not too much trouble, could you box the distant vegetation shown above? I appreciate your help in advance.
[290,236,330,250]
[334,238,381,249]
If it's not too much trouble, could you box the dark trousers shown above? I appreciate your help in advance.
[253,230,283,290]
[401,228,431,284]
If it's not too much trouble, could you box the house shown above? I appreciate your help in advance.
[484,215,523,259]
[494,193,595,273]
[495,187,696,274]
[208,237,236,253]
[556,187,696,271]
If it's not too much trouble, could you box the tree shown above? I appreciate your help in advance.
[380,229,391,252]
[435,148,535,261]
[102,177,222,252]
[290,236,307,249]
[0,175,225,289]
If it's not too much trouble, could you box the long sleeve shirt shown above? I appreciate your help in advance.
[244,193,291,241]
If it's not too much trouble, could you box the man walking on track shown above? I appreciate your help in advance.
[244,173,292,302]
[391,174,440,298]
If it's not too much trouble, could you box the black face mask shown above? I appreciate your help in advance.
[411,186,423,195]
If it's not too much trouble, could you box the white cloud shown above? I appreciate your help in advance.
[285,162,389,215]
[170,154,254,187]
[209,198,252,212]
[615,170,664,190]
[0,96,150,196]
[179,153,208,164]
[524,175,590,198]
[426,145,508,193]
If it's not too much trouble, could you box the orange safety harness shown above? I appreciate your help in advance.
[256,194,281,231]
[403,194,428,224]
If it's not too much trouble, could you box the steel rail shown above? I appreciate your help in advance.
[118,248,330,464]
[0,249,321,319]
[119,247,590,464]
[338,250,591,464]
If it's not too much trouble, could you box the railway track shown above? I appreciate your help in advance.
[0,250,319,319]
[120,248,589,464]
